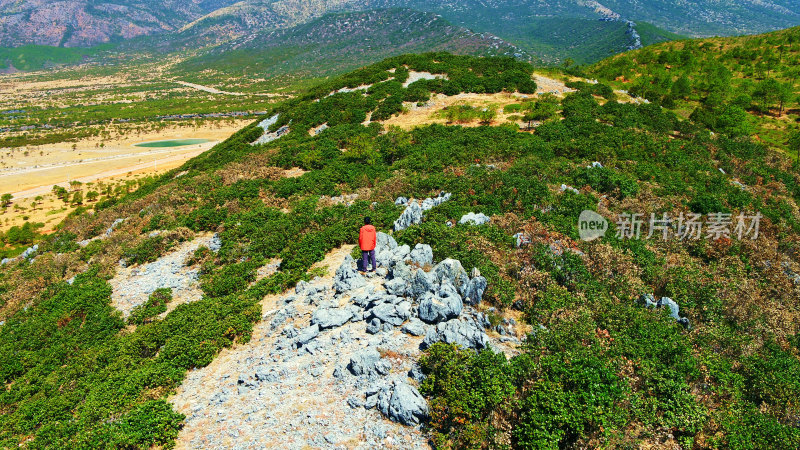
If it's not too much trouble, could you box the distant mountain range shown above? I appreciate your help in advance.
[3,0,800,49]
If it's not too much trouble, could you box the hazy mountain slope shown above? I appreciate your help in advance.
[383,0,800,37]
[597,0,800,37]
[175,9,528,86]
[0,0,239,47]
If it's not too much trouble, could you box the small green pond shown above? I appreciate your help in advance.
[134,139,212,148]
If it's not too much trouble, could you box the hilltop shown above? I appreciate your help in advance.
[1,46,800,449]
[589,26,800,154]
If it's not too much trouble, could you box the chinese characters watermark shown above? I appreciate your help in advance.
[579,211,762,242]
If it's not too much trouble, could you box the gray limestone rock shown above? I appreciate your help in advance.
[408,269,434,299]
[384,277,408,297]
[375,359,392,376]
[418,280,463,324]
[374,379,429,426]
[348,349,382,376]
[422,318,489,350]
[432,258,469,293]
[366,318,382,334]
[21,244,39,260]
[394,201,423,231]
[408,365,425,384]
[401,318,426,336]
[295,324,320,346]
[370,301,410,326]
[459,212,491,226]
[407,243,433,267]
[269,305,296,331]
[311,307,353,329]
[657,296,680,320]
[420,192,451,211]
[639,293,658,308]
[333,255,366,294]
[105,218,125,237]
[462,276,487,305]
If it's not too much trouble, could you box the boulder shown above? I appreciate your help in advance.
[657,297,680,320]
[391,262,413,284]
[418,280,463,323]
[408,269,434,299]
[370,378,429,425]
[395,196,409,206]
[376,232,398,253]
[295,324,320,346]
[639,293,658,308]
[639,293,691,329]
[311,307,353,329]
[420,192,452,211]
[422,318,489,350]
[384,382,429,425]
[432,258,469,293]
[21,244,39,260]
[408,365,425,383]
[369,301,411,326]
[401,318,427,336]
[105,218,125,237]
[348,348,382,376]
[393,193,452,231]
[462,276,488,305]
[384,277,408,296]
[459,212,491,226]
[407,243,433,267]
[366,318,382,334]
[333,255,366,294]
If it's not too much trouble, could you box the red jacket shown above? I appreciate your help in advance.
[359,225,377,251]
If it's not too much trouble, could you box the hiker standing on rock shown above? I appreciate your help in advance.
[359,216,377,273]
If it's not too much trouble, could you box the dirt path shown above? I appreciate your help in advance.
[175,81,285,98]
[175,81,248,96]
[169,245,432,449]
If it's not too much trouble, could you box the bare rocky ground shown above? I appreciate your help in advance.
[109,233,221,319]
[167,221,520,448]
[170,246,434,449]
[102,193,521,448]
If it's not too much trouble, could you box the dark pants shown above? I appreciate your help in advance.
[362,250,376,271]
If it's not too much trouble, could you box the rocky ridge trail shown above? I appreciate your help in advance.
[170,195,521,449]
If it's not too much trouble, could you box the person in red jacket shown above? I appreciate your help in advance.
[359,216,377,272]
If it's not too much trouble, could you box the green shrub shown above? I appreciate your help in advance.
[128,288,173,325]
[419,344,517,448]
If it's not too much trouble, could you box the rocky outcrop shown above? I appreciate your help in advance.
[334,255,366,293]
[639,293,691,329]
[367,377,429,426]
[393,192,451,231]
[459,212,491,226]
[418,280,464,323]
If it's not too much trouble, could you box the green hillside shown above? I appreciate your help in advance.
[589,26,800,154]
[2,49,800,448]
